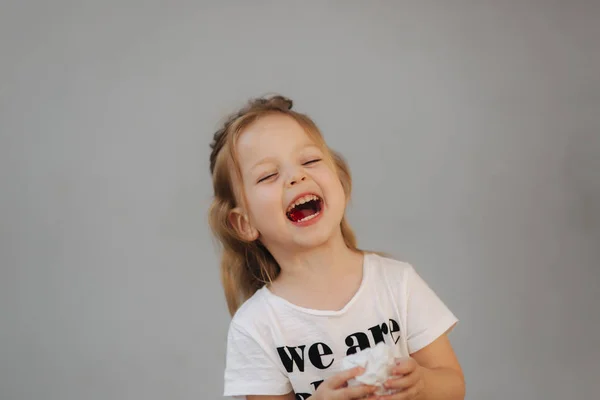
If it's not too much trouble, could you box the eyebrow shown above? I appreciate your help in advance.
[250,157,277,172]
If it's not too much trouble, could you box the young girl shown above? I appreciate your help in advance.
[209,95,465,400]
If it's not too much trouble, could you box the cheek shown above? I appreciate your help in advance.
[248,187,281,214]
[316,169,346,200]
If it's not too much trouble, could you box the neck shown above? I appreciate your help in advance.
[269,228,362,288]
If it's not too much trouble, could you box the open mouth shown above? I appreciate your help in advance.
[286,194,323,223]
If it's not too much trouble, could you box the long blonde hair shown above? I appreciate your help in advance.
[209,95,360,316]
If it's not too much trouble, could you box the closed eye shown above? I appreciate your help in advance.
[303,158,321,166]
[257,173,277,183]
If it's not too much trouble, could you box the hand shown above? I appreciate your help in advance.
[312,366,379,400]
[380,357,425,399]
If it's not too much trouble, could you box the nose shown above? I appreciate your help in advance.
[286,169,307,187]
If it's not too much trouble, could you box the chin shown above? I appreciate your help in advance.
[296,232,332,248]
[292,220,342,249]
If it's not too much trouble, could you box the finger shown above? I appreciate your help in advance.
[384,371,420,391]
[338,384,378,399]
[391,358,417,375]
[327,366,365,389]
[361,395,380,400]
[379,385,419,400]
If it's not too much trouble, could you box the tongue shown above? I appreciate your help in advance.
[289,208,315,222]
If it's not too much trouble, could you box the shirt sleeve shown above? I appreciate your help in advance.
[404,264,459,354]
[223,321,293,398]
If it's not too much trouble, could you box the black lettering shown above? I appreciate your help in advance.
[311,379,324,390]
[389,318,401,344]
[345,332,371,355]
[295,393,311,400]
[368,322,389,345]
[308,342,334,369]
[276,345,306,373]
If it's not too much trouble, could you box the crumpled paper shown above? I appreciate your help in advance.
[341,342,398,395]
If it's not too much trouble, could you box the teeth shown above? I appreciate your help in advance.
[297,210,320,223]
[287,194,320,212]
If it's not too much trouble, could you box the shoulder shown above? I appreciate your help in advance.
[364,252,417,283]
[364,252,435,299]
[228,287,274,340]
[223,290,293,397]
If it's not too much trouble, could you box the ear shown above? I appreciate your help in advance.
[228,207,259,242]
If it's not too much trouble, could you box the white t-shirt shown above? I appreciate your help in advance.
[223,253,458,399]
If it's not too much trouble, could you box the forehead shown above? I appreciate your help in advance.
[235,114,317,165]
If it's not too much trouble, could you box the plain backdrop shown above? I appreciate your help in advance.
[1,1,599,399]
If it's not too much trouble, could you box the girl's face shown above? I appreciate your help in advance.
[231,113,347,253]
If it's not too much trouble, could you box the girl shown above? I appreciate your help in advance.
[209,95,465,400]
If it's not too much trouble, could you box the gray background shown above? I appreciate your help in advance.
[1,1,599,399]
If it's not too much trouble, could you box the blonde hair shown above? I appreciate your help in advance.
[209,95,360,316]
